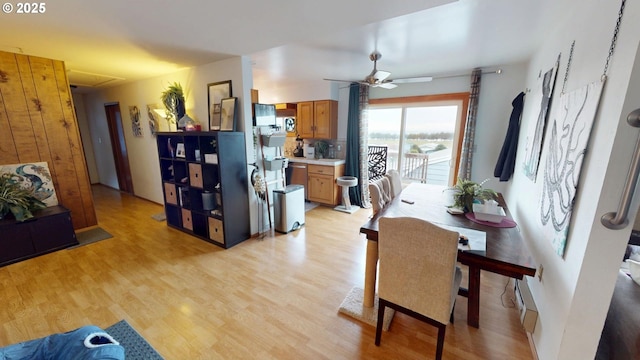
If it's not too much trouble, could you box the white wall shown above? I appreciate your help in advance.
[503,1,640,359]
[82,57,262,233]
[72,92,100,184]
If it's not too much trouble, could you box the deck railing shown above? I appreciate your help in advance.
[402,153,429,183]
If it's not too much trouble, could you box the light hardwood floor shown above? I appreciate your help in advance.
[0,185,533,359]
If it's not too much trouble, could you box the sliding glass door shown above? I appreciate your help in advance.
[368,94,468,186]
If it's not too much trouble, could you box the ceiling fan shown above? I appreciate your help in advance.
[323,51,433,89]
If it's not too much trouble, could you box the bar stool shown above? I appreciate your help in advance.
[335,176,359,214]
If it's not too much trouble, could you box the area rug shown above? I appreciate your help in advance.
[69,227,113,249]
[338,286,395,331]
[105,320,164,359]
[151,212,166,221]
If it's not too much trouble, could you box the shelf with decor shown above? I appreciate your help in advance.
[156,131,250,248]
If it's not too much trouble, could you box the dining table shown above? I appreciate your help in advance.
[359,183,537,328]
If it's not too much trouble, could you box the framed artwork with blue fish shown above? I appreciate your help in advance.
[0,162,59,207]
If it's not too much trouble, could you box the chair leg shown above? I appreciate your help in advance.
[450,301,456,324]
[375,299,386,346]
[435,323,446,360]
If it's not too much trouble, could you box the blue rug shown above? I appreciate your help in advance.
[105,320,164,359]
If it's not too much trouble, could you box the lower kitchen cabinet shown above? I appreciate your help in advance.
[307,164,344,206]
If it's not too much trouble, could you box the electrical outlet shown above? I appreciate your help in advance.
[537,264,544,281]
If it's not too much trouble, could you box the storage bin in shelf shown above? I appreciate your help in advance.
[261,133,287,147]
[264,157,289,171]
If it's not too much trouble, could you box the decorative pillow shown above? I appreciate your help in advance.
[627,259,640,286]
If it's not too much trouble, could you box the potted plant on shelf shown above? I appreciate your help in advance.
[448,178,497,213]
[161,82,186,129]
[0,173,46,221]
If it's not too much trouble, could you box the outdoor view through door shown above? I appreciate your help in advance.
[368,93,469,186]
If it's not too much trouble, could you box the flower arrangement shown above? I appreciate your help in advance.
[448,178,497,213]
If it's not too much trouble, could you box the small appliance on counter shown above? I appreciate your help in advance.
[304,144,315,159]
[293,135,304,157]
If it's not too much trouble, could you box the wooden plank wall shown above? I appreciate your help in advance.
[0,51,96,229]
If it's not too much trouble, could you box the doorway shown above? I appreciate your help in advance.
[104,103,134,194]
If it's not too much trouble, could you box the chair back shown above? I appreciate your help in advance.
[385,170,403,198]
[369,177,392,215]
[378,217,459,325]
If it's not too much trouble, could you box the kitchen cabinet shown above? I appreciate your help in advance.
[156,131,250,249]
[307,163,344,205]
[297,100,338,139]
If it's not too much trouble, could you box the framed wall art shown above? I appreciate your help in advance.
[208,80,232,130]
[129,105,143,137]
[220,97,238,131]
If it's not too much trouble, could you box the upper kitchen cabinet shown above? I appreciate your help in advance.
[297,100,338,139]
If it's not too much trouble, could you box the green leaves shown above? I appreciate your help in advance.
[448,178,497,212]
[0,173,46,221]
[161,82,185,123]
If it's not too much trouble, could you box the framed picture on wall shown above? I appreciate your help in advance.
[220,97,238,131]
[208,80,232,130]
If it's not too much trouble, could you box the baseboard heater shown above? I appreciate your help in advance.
[515,276,538,333]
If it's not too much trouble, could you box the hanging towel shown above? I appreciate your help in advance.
[494,92,525,181]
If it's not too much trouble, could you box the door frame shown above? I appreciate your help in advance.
[104,103,134,194]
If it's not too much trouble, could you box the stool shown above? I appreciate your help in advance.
[335,176,359,214]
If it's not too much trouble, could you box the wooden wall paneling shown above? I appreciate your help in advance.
[0,52,37,163]
[15,54,55,169]
[28,55,88,228]
[0,50,96,229]
[0,95,19,164]
[52,60,96,226]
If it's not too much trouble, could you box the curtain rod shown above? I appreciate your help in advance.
[431,68,502,80]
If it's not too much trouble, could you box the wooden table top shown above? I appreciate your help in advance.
[360,183,537,279]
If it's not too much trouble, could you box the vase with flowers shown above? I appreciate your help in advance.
[447,178,497,213]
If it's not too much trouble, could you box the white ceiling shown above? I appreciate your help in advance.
[0,0,553,91]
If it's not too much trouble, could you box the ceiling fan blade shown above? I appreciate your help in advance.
[323,78,360,83]
[390,76,434,84]
[374,70,391,81]
[377,82,397,89]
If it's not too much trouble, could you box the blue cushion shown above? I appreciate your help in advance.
[1,325,124,360]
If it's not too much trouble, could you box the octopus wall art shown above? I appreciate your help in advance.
[539,80,604,257]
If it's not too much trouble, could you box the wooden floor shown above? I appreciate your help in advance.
[0,185,533,359]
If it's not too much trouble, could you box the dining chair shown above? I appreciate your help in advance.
[386,169,403,198]
[369,177,392,215]
[375,217,462,360]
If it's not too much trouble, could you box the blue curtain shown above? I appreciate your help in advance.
[345,83,363,207]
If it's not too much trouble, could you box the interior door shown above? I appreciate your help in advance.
[104,103,134,194]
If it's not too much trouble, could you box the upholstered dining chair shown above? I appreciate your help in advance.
[369,177,392,215]
[375,217,462,360]
[385,170,403,198]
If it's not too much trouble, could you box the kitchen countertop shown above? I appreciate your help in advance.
[287,157,345,166]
